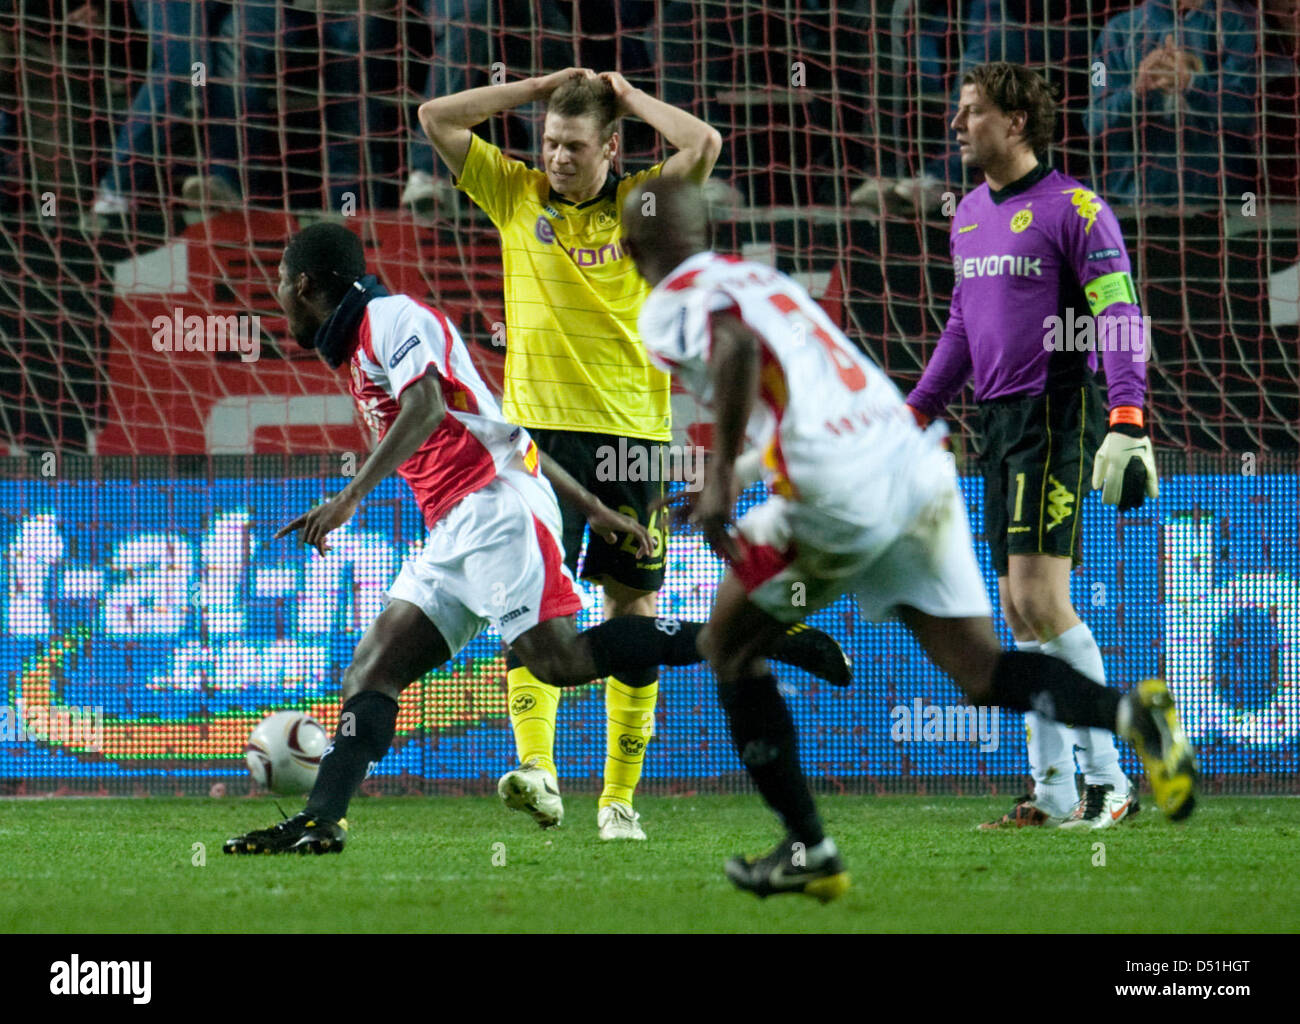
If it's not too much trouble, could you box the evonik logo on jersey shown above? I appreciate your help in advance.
[955,255,1043,282]
[533,215,629,267]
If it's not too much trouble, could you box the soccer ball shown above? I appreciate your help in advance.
[244,711,328,795]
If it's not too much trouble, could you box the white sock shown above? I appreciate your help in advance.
[803,837,838,866]
[1041,623,1127,792]
[1017,638,1077,817]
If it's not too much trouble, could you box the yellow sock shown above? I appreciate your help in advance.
[506,666,560,777]
[599,677,658,810]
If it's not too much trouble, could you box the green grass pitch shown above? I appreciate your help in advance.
[2,794,1297,933]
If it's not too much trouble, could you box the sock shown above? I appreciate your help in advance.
[988,651,1123,731]
[506,660,560,776]
[1017,638,1076,816]
[583,616,703,683]
[579,616,835,686]
[717,672,825,846]
[599,676,658,810]
[304,690,399,822]
[1043,623,1127,791]
[804,836,839,867]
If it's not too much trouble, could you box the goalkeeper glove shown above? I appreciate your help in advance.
[1092,406,1159,512]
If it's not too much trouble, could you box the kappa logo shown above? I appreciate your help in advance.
[1045,474,1075,531]
[619,734,646,756]
[510,693,536,715]
[1063,187,1102,234]
[654,617,682,636]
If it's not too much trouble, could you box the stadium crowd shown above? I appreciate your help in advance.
[0,1,1294,223]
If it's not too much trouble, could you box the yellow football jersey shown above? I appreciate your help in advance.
[456,132,671,441]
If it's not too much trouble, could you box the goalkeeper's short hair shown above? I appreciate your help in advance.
[962,61,1059,156]
[547,76,619,141]
[284,223,367,306]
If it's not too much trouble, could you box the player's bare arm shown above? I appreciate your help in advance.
[653,448,755,528]
[418,67,597,179]
[600,71,722,183]
[276,375,447,555]
[694,310,760,562]
[539,451,652,557]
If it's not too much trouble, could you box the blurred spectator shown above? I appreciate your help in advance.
[402,0,574,214]
[654,0,872,207]
[1084,0,1260,207]
[0,1,18,213]
[185,1,398,212]
[90,2,234,221]
[1260,0,1299,197]
[853,0,1090,211]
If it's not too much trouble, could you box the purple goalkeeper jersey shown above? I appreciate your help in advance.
[908,164,1148,419]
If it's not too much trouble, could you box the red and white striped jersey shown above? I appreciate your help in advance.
[349,294,538,528]
[639,251,929,520]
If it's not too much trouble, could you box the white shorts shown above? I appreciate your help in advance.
[735,484,993,625]
[387,465,586,656]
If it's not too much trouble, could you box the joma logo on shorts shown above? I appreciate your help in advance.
[499,605,531,625]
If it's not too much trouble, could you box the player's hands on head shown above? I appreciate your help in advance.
[599,71,636,110]
[586,501,652,558]
[537,67,597,97]
[1092,411,1159,513]
[275,493,359,556]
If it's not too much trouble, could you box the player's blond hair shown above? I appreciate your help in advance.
[962,62,1059,155]
[547,77,619,141]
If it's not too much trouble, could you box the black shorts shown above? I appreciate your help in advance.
[974,378,1105,577]
[528,428,668,593]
